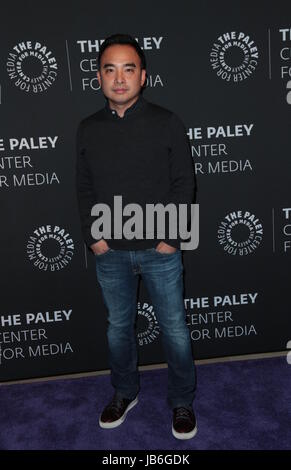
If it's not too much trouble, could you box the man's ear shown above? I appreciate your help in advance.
[141,68,146,87]
[97,70,101,86]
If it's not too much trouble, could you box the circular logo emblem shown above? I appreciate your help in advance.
[210,32,259,82]
[218,211,263,255]
[137,302,160,346]
[27,225,74,271]
[7,41,58,93]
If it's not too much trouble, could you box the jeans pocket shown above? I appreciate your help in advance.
[95,248,113,257]
[154,248,179,255]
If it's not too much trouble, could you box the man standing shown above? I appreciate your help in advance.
[75,33,197,440]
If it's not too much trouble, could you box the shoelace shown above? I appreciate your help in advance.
[175,407,192,420]
[109,397,125,413]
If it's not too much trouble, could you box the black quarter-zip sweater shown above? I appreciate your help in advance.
[75,94,195,252]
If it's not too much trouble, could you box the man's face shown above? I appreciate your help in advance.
[97,44,146,108]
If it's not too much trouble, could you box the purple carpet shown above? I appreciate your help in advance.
[0,356,290,450]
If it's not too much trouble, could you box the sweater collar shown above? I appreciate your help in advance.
[104,94,146,119]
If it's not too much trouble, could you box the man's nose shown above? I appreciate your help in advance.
[114,70,125,83]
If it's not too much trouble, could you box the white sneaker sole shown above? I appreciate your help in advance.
[172,423,198,440]
[99,396,138,429]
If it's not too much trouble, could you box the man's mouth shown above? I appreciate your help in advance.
[113,89,127,93]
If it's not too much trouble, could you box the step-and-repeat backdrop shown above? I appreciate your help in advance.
[0,2,290,381]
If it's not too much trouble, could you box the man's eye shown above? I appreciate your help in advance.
[126,68,134,73]
[105,69,113,73]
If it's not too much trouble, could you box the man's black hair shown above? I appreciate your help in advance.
[97,33,147,71]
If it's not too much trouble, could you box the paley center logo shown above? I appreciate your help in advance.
[26,225,74,271]
[210,31,259,82]
[6,41,58,93]
[137,302,160,346]
[218,210,263,255]
[90,196,199,250]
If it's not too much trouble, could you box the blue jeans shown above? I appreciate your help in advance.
[95,247,196,410]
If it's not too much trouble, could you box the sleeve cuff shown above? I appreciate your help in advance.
[162,238,181,250]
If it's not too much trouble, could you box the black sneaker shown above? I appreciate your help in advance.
[99,394,138,429]
[172,406,197,440]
